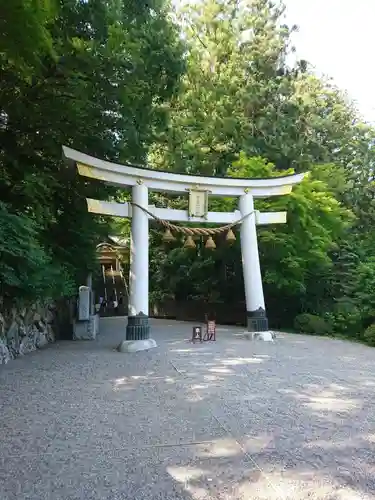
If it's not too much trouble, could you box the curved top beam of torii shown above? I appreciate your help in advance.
[63,146,308,197]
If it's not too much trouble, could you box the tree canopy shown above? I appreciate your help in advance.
[0,0,184,300]
[147,0,375,340]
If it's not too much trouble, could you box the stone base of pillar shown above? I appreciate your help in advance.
[126,312,150,340]
[244,331,275,342]
[117,338,157,353]
[247,307,268,332]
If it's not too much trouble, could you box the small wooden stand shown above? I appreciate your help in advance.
[192,326,203,343]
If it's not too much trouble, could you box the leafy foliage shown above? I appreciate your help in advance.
[294,313,332,336]
[0,202,75,299]
[0,0,56,78]
[363,324,375,347]
[147,0,375,343]
[150,0,360,175]
[0,0,183,301]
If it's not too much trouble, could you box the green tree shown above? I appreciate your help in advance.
[150,0,361,177]
[0,0,184,300]
[0,0,56,78]
[147,0,375,338]
[150,154,353,329]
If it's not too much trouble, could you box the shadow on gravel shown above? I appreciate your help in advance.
[1,318,375,499]
[103,319,375,499]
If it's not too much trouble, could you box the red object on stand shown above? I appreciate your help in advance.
[204,320,216,341]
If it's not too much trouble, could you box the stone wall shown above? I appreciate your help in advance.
[0,299,71,365]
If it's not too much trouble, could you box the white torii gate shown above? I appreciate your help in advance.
[63,146,307,348]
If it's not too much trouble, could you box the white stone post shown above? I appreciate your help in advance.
[239,192,270,339]
[86,272,94,315]
[122,181,156,350]
[86,273,92,289]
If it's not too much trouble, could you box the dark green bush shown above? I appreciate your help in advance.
[363,324,375,346]
[294,313,333,335]
[0,202,75,300]
[325,300,363,338]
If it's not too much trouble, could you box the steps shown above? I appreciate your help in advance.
[97,265,128,317]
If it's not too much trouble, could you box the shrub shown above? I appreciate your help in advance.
[0,202,75,300]
[325,300,363,339]
[294,313,332,335]
[363,324,375,346]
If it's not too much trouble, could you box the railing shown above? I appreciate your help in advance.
[104,270,122,277]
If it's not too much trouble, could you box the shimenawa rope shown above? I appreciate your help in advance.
[130,202,256,237]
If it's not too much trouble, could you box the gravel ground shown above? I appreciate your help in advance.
[1,318,375,500]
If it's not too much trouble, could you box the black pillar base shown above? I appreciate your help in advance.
[126,312,150,340]
[247,307,268,332]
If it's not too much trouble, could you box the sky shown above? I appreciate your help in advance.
[284,0,375,124]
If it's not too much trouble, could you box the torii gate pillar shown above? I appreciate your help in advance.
[126,182,150,340]
[239,192,267,332]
